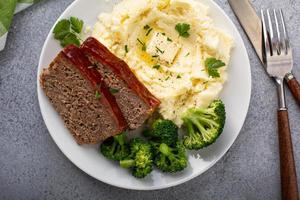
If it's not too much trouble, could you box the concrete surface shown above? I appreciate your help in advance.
[0,0,300,199]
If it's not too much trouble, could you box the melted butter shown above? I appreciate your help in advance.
[135,23,162,67]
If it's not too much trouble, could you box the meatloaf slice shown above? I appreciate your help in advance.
[81,37,161,129]
[40,45,127,144]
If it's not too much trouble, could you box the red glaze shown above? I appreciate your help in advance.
[81,37,161,108]
[63,45,127,131]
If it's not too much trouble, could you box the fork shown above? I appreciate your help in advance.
[261,9,299,200]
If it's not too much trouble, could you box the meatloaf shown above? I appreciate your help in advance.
[40,45,127,144]
[81,37,161,129]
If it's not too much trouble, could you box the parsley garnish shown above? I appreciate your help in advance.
[177,75,182,79]
[175,23,190,38]
[185,52,190,57]
[167,37,173,42]
[152,55,159,58]
[109,88,120,94]
[53,19,70,39]
[60,33,80,47]
[53,17,84,47]
[165,76,170,81]
[205,57,225,78]
[125,45,129,53]
[70,17,84,33]
[137,38,146,51]
[153,65,161,70]
[95,91,101,100]
[156,46,164,54]
[162,33,166,36]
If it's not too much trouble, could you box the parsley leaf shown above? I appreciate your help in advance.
[60,33,80,47]
[125,45,129,53]
[205,57,225,78]
[109,88,120,94]
[175,23,190,38]
[70,17,84,33]
[53,19,70,39]
[55,30,70,40]
[53,17,84,47]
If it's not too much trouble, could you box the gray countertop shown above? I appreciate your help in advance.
[0,0,300,199]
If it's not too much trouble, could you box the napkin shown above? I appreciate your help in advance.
[0,0,41,51]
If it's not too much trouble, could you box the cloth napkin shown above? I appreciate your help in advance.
[0,0,41,51]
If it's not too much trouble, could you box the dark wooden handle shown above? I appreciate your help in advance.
[287,78,300,106]
[278,110,299,200]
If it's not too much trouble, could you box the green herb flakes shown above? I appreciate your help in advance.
[153,65,161,70]
[142,45,147,51]
[144,25,150,30]
[156,46,164,54]
[109,88,120,94]
[95,91,101,100]
[146,28,153,36]
[137,38,147,51]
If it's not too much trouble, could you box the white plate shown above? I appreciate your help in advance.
[37,0,251,190]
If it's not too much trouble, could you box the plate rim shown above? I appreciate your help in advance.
[37,0,252,190]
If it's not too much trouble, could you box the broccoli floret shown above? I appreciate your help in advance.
[120,138,153,178]
[153,142,188,173]
[143,119,179,146]
[100,133,129,161]
[181,100,226,150]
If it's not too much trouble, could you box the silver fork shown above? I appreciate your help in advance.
[261,9,299,200]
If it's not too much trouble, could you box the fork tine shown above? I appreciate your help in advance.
[273,9,281,54]
[279,9,290,54]
[267,9,275,55]
[261,10,271,57]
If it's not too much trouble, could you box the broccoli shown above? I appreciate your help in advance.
[100,133,129,161]
[181,100,226,150]
[143,119,179,146]
[120,138,153,178]
[153,142,188,173]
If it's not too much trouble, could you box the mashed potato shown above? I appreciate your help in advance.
[92,0,233,126]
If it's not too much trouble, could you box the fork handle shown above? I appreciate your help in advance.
[278,109,299,200]
[286,75,300,106]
